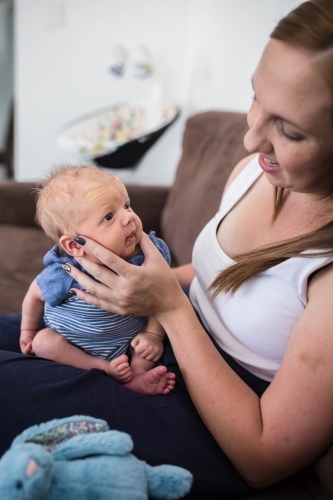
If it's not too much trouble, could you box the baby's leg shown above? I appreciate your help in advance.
[130,349,155,376]
[123,350,176,395]
[32,328,131,382]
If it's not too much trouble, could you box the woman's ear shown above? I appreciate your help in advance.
[59,235,86,257]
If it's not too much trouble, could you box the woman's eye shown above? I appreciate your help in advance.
[279,121,304,142]
[103,213,113,221]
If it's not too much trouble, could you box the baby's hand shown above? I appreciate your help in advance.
[19,330,37,355]
[131,332,164,362]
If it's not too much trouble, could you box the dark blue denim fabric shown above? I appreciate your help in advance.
[0,313,269,499]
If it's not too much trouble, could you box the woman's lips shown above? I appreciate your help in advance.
[258,154,282,173]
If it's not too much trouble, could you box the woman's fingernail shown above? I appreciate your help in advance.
[74,236,86,246]
[62,263,71,273]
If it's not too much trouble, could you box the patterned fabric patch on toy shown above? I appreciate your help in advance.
[25,420,107,451]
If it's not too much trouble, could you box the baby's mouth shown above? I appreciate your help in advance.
[126,231,136,242]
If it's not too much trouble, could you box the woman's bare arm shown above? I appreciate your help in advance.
[172,263,195,288]
[153,263,333,487]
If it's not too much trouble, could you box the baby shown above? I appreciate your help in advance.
[19,164,175,395]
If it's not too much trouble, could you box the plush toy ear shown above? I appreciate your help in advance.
[144,463,193,500]
[59,235,86,257]
[52,430,133,461]
[11,416,109,447]
[26,459,39,477]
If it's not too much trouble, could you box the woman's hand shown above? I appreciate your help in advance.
[65,233,188,319]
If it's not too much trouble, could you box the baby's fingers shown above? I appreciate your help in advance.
[130,337,140,348]
[146,352,161,362]
[21,341,32,355]
[148,350,163,362]
[133,343,147,356]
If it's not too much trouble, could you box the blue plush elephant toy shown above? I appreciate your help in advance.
[0,415,193,500]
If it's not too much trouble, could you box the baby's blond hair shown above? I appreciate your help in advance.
[35,164,122,243]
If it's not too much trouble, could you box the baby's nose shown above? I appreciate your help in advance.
[122,210,134,225]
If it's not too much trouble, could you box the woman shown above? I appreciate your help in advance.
[1,1,333,497]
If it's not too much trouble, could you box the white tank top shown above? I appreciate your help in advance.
[190,155,333,381]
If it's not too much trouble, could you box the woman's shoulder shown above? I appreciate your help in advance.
[308,261,333,303]
[223,153,258,194]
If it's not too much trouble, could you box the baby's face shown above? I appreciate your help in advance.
[75,180,143,263]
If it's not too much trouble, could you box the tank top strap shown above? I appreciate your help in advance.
[219,155,262,217]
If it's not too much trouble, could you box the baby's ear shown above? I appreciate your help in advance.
[59,235,86,257]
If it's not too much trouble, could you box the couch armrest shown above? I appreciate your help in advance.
[0,181,38,227]
[125,184,170,237]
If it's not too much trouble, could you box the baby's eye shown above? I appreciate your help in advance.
[124,202,131,209]
[103,213,113,221]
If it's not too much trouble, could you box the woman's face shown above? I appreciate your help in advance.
[244,39,333,198]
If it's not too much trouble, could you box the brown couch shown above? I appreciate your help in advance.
[0,111,332,499]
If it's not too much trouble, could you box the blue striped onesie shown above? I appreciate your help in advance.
[36,233,171,360]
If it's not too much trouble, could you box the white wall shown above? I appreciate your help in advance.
[0,0,13,149]
[14,0,302,184]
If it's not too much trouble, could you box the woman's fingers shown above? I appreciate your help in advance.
[66,258,113,292]
[74,239,132,280]
[64,232,186,318]
[136,232,160,262]
[64,260,126,314]
[63,241,151,315]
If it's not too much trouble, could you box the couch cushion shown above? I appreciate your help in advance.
[0,181,37,226]
[0,225,51,314]
[161,111,249,265]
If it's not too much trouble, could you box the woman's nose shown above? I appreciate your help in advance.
[244,104,273,155]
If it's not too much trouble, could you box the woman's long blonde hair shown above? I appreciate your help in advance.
[209,0,333,298]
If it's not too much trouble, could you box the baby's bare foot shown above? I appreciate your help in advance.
[124,365,176,395]
[107,355,132,383]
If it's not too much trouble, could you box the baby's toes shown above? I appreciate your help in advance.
[107,355,132,382]
[164,374,176,393]
[114,354,129,367]
[118,369,133,383]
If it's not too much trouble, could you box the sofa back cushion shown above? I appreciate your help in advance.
[0,224,51,314]
[161,111,249,265]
